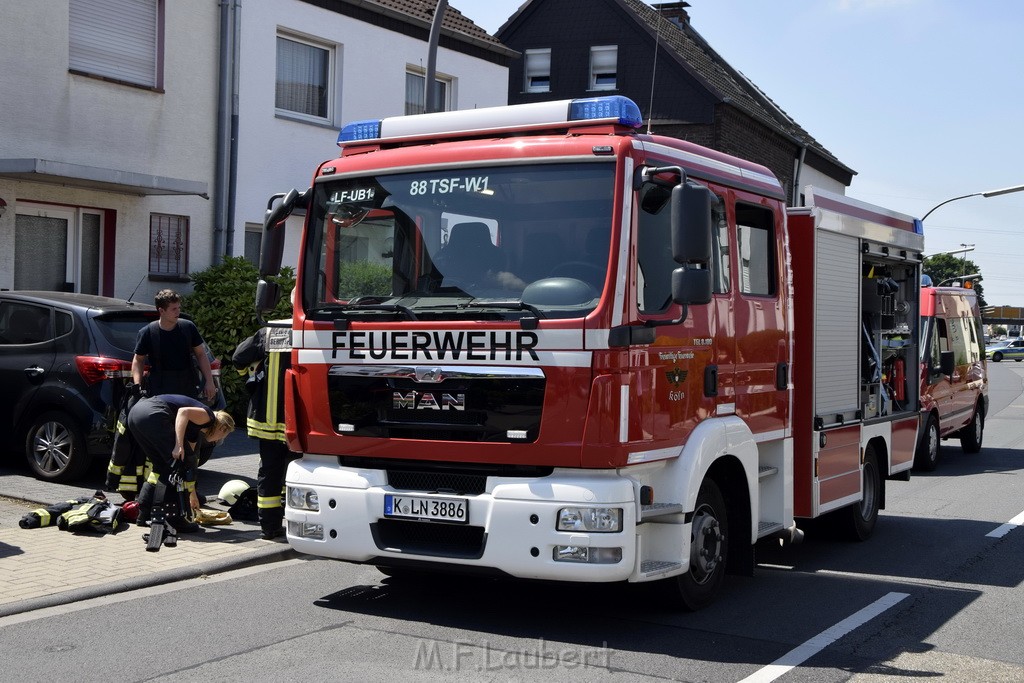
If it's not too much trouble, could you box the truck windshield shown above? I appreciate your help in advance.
[301,162,615,322]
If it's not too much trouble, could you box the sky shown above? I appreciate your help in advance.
[454,0,1024,306]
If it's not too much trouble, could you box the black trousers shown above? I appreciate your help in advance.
[256,439,298,532]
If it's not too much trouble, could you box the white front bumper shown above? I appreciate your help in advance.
[284,455,638,582]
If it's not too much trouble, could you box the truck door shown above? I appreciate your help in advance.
[731,196,789,434]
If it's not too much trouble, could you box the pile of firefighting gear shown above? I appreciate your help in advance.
[19,491,124,534]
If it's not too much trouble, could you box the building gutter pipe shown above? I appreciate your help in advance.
[213,0,234,264]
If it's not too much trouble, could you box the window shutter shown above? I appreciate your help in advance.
[524,49,551,93]
[69,0,158,87]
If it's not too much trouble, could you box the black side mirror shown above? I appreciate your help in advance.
[259,188,310,278]
[671,181,714,264]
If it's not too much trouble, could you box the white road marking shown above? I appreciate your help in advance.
[986,509,1024,538]
[737,591,910,683]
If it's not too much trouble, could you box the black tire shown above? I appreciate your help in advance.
[992,352,1002,362]
[24,410,90,482]
[841,444,880,542]
[914,415,940,472]
[960,407,983,454]
[672,479,729,611]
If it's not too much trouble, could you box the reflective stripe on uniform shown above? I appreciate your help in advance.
[257,495,283,510]
[246,417,286,442]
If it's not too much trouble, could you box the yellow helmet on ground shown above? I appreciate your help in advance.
[218,479,251,506]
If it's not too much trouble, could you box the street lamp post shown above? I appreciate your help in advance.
[937,273,981,287]
[959,242,974,278]
[921,183,1024,221]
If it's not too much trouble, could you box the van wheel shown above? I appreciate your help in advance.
[25,411,90,482]
[960,408,983,454]
[840,445,880,541]
[670,479,729,611]
[914,416,940,472]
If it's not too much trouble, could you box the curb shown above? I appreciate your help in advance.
[0,541,297,619]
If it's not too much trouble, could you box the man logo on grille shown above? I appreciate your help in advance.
[393,391,466,411]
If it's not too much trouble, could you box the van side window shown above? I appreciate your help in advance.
[735,203,776,296]
[948,317,972,365]
[931,318,949,367]
[965,316,982,362]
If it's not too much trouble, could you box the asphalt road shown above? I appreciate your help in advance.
[1,364,1022,682]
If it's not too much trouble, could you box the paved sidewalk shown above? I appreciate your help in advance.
[0,430,296,618]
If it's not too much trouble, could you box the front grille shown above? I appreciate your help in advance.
[328,372,544,443]
[372,519,486,559]
[388,470,486,495]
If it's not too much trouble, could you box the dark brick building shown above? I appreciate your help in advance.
[495,0,854,203]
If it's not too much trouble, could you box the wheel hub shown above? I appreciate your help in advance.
[690,507,724,584]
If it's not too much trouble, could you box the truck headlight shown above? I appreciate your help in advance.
[557,507,622,533]
[287,486,319,511]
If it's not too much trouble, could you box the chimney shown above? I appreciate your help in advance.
[651,1,691,28]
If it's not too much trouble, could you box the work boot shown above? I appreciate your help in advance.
[260,511,285,540]
[135,481,155,526]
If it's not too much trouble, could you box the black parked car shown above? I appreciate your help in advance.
[0,291,223,482]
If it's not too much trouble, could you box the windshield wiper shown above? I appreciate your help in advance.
[325,302,418,329]
[458,300,544,330]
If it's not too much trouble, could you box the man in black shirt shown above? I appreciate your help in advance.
[132,289,217,402]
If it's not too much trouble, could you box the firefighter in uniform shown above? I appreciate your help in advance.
[232,325,297,539]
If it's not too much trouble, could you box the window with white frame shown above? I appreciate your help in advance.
[405,69,451,115]
[276,33,333,121]
[13,203,104,294]
[590,45,617,91]
[244,222,262,268]
[524,48,551,93]
[69,0,162,88]
[149,213,190,279]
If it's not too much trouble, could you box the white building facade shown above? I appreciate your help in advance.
[0,0,512,300]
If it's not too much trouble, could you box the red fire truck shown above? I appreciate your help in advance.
[256,96,924,609]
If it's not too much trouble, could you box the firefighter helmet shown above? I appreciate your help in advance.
[218,480,250,506]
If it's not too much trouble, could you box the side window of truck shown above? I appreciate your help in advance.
[712,199,730,294]
[735,203,776,296]
[636,184,729,313]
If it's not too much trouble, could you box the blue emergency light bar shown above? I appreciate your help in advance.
[337,95,643,146]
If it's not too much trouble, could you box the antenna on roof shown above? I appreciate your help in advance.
[646,8,663,135]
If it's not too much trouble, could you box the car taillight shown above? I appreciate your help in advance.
[75,356,132,385]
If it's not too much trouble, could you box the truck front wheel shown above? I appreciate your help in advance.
[673,479,729,611]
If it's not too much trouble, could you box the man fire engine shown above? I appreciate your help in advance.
[255,96,923,609]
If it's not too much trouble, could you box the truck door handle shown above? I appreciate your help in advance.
[704,365,718,397]
[776,362,789,390]
[23,366,45,378]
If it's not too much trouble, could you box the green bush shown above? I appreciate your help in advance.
[182,256,294,421]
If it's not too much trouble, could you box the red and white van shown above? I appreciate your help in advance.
[917,285,988,470]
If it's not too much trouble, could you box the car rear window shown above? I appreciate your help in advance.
[94,313,159,353]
